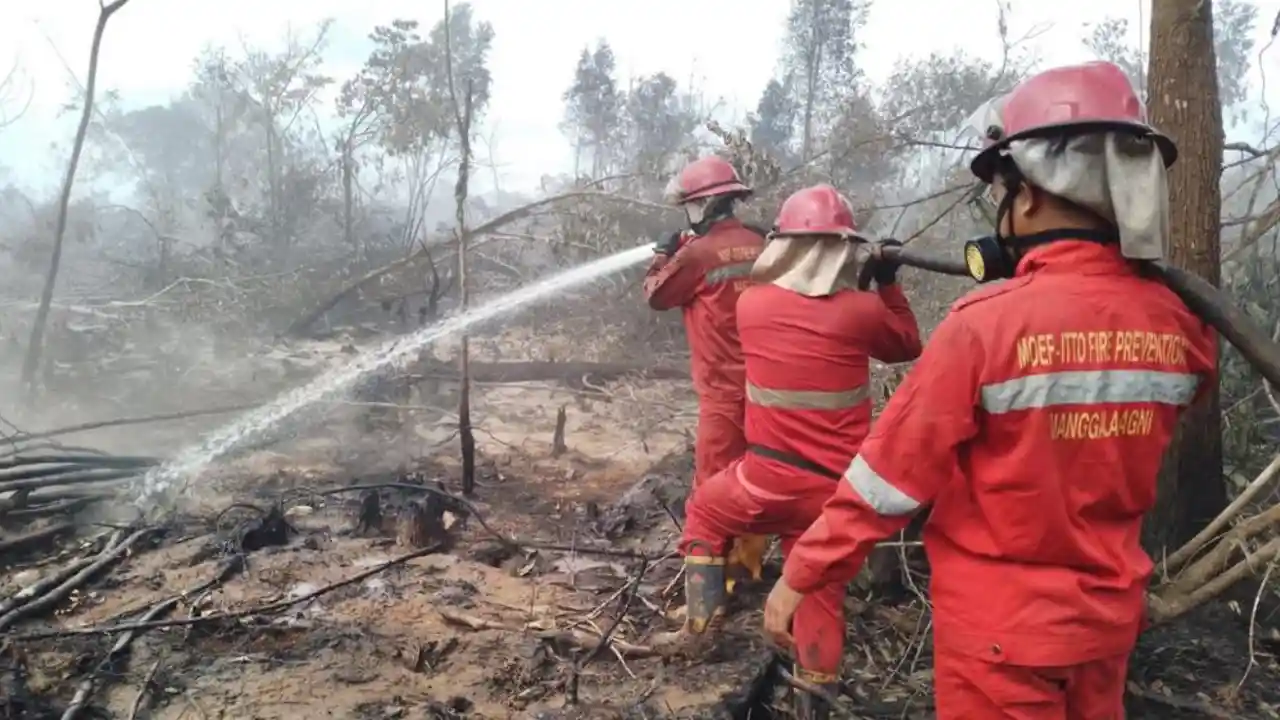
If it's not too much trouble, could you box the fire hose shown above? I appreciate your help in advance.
[856,243,1280,390]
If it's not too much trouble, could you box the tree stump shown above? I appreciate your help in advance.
[552,405,568,457]
[352,489,383,536]
[236,505,294,552]
[397,497,450,549]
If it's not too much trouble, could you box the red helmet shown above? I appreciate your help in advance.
[770,184,861,239]
[664,156,752,205]
[970,61,1178,182]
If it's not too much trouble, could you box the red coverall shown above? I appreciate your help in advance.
[681,281,922,676]
[782,241,1218,718]
[643,219,764,485]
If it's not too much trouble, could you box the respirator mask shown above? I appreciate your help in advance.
[962,178,1120,283]
[962,180,1018,283]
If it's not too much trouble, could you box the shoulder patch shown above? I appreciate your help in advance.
[950,275,1034,313]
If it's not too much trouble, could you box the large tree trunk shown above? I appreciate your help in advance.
[1142,0,1226,554]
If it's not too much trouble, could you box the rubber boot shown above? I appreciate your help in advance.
[651,547,726,657]
[725,534,768,595]
[792,667,839,720]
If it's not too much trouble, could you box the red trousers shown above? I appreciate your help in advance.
[934,645,1129,719]
[693,400,746,486]
[681,455,844,674]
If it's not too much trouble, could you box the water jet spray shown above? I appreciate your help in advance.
[135,244,654,506]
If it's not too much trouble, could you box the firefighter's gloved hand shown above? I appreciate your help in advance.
[654,231,683,256]
[871,239,903,286]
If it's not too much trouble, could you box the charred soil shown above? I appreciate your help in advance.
[2,434,1279,719]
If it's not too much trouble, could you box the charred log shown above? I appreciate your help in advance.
[235,506,294,553]
[352,489,384,536]
[0,522,75,560]
[552,405,568,457]
[397,497,451,549]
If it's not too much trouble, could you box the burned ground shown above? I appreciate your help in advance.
[0,339,1278,720]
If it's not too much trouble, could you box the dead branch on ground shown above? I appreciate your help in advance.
[9,541,446,640]
[12,404,255,443]
[127,658,162,720]
[0,526,155,632]
[61,596,175,720]
[565,557,649,704]
[0,523,76,557]
[1147,450,1280,625]
[437,608,656,660]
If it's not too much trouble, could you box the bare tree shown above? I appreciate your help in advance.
[20,0,132,396]
[1143,0,1227,553]
[444,0,478,495]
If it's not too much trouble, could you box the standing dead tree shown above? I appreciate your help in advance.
[444,0,478,495]
[20,0,132,397]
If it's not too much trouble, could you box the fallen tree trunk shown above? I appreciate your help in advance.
[420,360,688,385]
[0,468,141,494]
[286,191,671,337]
[0,489,115,514]
[0,454,157,471]
[0,522,75,557]
[13,405,253,443]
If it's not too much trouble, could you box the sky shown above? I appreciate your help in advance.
[0,0,1276,195]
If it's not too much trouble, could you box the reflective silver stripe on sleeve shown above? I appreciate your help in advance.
[843,455,920,516]
[747,381,870,411]
[980,369,1200,414]
[705,261,755,285]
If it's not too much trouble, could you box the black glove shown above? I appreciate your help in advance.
[871,239,903,286]
[654,230,682,256]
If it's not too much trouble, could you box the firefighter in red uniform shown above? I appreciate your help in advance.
[656,184,922,720]
[764,61,1219,719]
[644,156,768,587]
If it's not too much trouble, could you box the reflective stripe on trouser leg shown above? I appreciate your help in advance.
[684,540,726,634]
